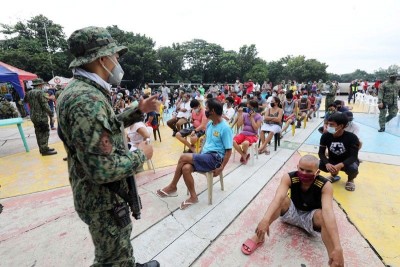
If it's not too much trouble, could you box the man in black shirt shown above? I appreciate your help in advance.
[319,113,360,191]
[241,155,344,267]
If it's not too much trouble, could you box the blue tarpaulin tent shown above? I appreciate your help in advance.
[0,61,37,99]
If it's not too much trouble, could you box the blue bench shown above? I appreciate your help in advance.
[0,118,30,152]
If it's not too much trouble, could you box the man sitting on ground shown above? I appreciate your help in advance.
[241,155,344,267]
[318,113,360,191]
[175,99,208,153]
[156,99,233,210]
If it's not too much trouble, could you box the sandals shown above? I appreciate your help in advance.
[156,189,178,198]
[328,175,341,183]
[241,238,264,255]
[180,200,198,210]
[345,181,356,191]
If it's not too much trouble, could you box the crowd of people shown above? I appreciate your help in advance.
[2,25,399,267]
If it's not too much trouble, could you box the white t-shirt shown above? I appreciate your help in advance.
[127,122,147,147]
[177,101,191,119]
[223,106,235,121]
[345,121,360,136]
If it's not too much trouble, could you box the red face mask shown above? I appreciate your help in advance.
[297,171,316,183]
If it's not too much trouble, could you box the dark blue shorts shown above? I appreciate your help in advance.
[192,153,222,172]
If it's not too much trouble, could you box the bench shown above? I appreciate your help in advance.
[0,118,30,152]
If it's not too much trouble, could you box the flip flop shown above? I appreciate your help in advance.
[156,189,178,198]
[241,238,264,255]
[345,181,356,191]
[328,176,341,183]
[179,200,198,210]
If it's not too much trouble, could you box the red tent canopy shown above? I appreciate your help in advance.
[0,61,37,98]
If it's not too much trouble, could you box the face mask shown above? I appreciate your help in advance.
[327,126,337,134]
[287,100,292,104]
[242,99,247,104]
[101,56,124,85]
[297,171,316,183]
[302,95,308,99]
[205,110,210,118]
[270,103,276,108]
[194,108,200,113]
[272,93,277,97]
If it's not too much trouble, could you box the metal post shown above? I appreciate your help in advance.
[43,23,55,78]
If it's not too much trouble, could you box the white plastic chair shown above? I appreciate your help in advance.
[368,97,379,114]
[146,127,156,173]
[188,171,224,205]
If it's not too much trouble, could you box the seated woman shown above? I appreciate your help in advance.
[175,99,208,153]
[233,100,262,164]
[127,120,152,152]
[258,97,283,155]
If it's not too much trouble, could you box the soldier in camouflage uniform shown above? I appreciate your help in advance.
[377,73,400,132]
[57,26,159,267]
[0,95,19,119]
[324,80,336,117]
[55,85,64,100]
[24,78,57,156]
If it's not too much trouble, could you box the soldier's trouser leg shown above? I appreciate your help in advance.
[32,119,50,153]
[79,210,135,267]
[386,104,398,123]
[379,107,388,128]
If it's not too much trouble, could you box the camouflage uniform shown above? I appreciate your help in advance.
[57,26,149,267]
[24,79,55,154]
[378,74,400,131]
[0,96,19,119]
[324,81,336,112]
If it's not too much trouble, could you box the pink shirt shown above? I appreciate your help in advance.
[191,109,207,130]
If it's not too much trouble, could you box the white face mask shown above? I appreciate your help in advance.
[100,56,124,85]
[327,126,337,134]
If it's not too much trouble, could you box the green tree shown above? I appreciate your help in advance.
[106,25,160,87]
[157,45,185,83]
[0,15,68,80]
[237,44,258,80]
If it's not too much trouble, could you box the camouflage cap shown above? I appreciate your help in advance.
[68,26,127,68]
[31,78,45,86]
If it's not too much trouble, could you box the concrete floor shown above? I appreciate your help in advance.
[0,98,398,266]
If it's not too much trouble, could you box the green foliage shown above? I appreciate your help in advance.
[3,14,395,89]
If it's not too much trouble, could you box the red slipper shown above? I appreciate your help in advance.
[241,238,264,255]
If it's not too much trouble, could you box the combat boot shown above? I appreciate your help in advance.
[378,127,385,132]
[136,260,160,267]
[47,148,55,152]
[41,150,58,156]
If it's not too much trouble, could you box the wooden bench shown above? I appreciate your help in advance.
[0,118,30,152]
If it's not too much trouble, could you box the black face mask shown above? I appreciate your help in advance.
[205,110,210,118]
[270,103,276,108]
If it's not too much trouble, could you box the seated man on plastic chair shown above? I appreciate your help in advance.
[156,99,233,210]
[175,99,208,153]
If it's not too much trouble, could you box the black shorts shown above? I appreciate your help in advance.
[179,127,205,138]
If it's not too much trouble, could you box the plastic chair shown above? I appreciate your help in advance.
[187,171,224,205]
[368,97,379,114]
[159,104,165,126]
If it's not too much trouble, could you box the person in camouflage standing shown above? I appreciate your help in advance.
[0,95,19,119]
[377,72,400,132]
[323,80,336,118]
[24,78,57,156]
[57,26,160,267]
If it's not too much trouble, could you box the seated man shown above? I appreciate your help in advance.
[318,103,338,134]
[232,100,263,164]
[296,92,311,128]
[156,99,233,209]
[318,113,360,191]
[241,155,344,267]
[281,92,299,134]
[175,99,208,153]
[222,96,236,123]
[167,93,191,136]
[334,100,352,112]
